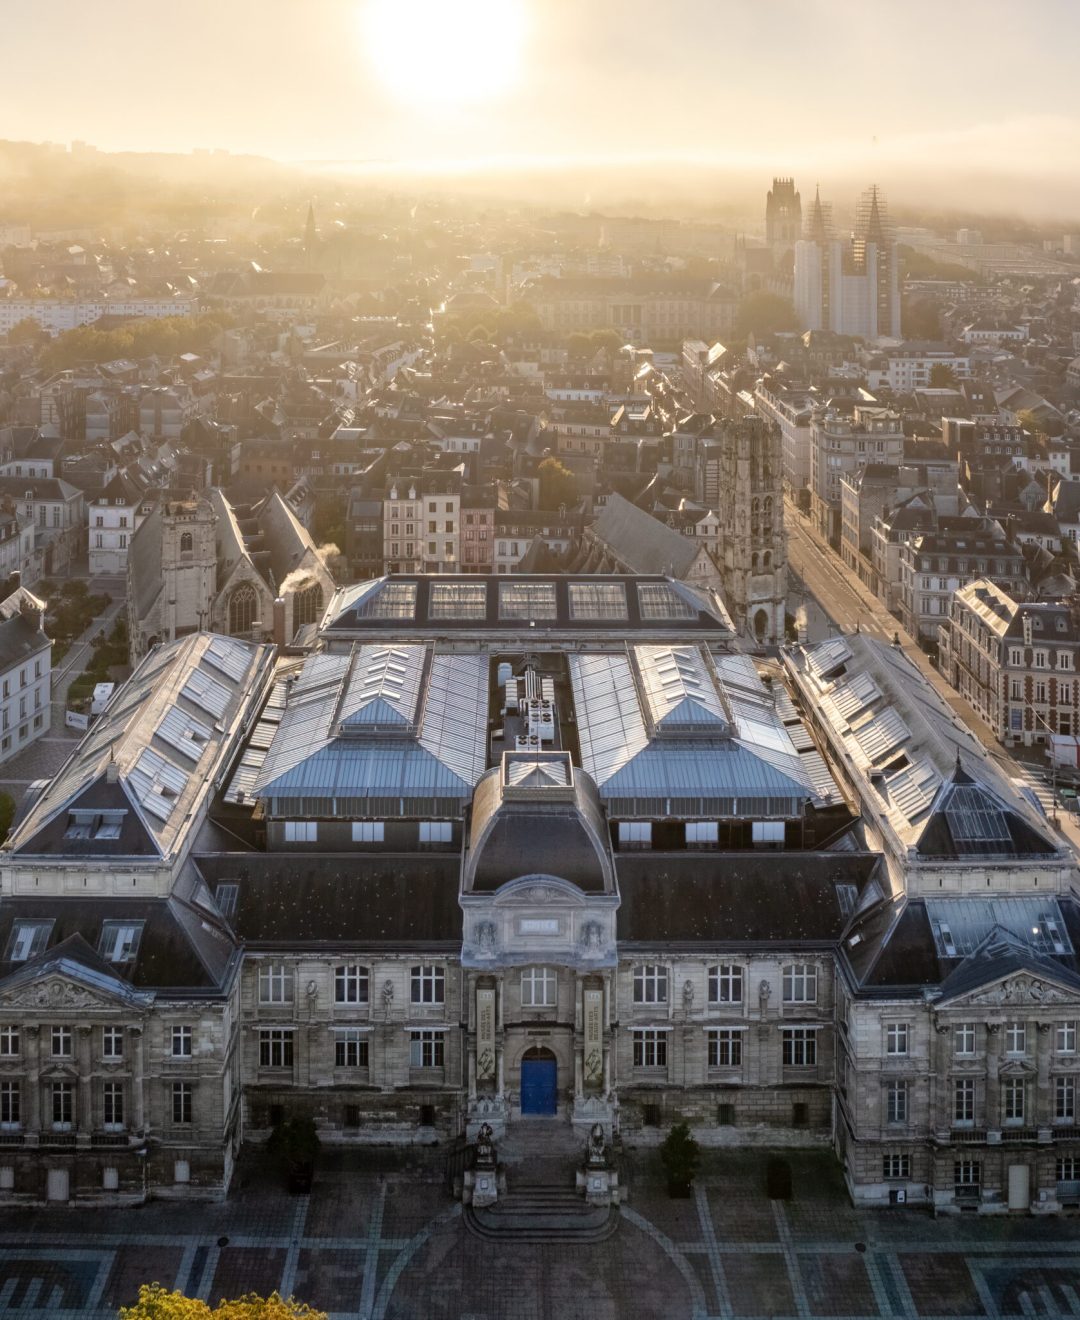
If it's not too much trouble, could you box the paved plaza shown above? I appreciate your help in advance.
[0,1148,1078,1318]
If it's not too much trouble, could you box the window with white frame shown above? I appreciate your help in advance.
[51,1026,72,1058]
[954,1078,975,1124]
[633,964,668,1005]
[284,821,317,843]
[782,1028,817,1067]
[102,1081,124,1131]
[782,963,817,1004]
[618,821,652,849]
[685,821,719,848]
[708,965,743,1004]
[954,1022,976,1056]
[172,1081,192,1125]
[409,1029,445,1068]
[521,966,557,1008]
[411,964,445,1004]
[418,821,452,844]
[633,1029,668,1068]
[885,1080,908,1123]
[335,1028,369,1068]
[351,821,384,843]
[1003,1077,1025,1124]
[335,964,370,1004]
[886,1023,909,1056]
[1058,1156,1079,1182]
[0,1027,20,1058]
[1057,1021,1077,1054]
[258,963,294,1004]
[52,1081,74,1131]
[1005,1022,1026,1055]
[883,1154,910,1180]
[4,919,52,963]
[259,1029,294,1069]
[708,1029,742,1068]
[171,1026,192,1058]
[1055,1076,1076,1122]
[0,1081,19,1130]
[954,1160,980,1191]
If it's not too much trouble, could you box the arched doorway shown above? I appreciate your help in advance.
[753,608,770,643]
[520,1046,557,1116]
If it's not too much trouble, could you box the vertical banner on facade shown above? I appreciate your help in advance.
[477,986,496,1082]
[584,987,603,1085]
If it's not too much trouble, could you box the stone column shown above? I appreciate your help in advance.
[77,1025,93,1137]
[931,1020,951,1138]
[25,1026,40,1137]
[132,1025,145,1132]
[985,1023,1001,1133]
[1036,1022,1052,1133]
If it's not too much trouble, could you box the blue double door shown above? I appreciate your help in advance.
[520,1051,557,1115]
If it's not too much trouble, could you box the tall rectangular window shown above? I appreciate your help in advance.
[1003,1078,1026,1124]
[51,1026,72,1058]
[102,1082,124,1130]
[633,965,668,1005]
[708,965,742,1004]
[1005,1022,1026,1055]
[172,1082,192,1125]
[782,964,817,1004]
[102,1026,124,1059]
[171,1026,192,1058]
[707,1029,742,1068]
[520,966,556,1008]
[883,1154,910,1180]
[258,963,294,1004]
[954,1078,975,1124]
[335,1029,370,1068]
[955,1023,976,1056]
[886,1023,909,1056]
[410,965,445,1004]
[0,1027,20,1057]
[409,1030,444,1069]
[782,1028,817,1067]
[1057,1021,1077,1054]
[885,1081,909,1123]
[633,1030,668,1069]
[335,965,370,1004]
[259,1029,294,1069]
[1055,1076,1076,1122]
[0,1082,20,1129]
[51,1082,74,1131]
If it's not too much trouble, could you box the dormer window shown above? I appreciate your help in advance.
[5,919,53,963]
[98,921,144,964]
[64,809,126,840]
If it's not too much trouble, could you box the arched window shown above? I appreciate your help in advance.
[751,552,759,571]
[179,531,193,554]
[228,583,258,635]
[293,582,323,628]
[763,550,772,569]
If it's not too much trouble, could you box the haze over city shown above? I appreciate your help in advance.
[2,0,1080,217]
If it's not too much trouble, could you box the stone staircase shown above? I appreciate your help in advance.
[464,1185,618,1243]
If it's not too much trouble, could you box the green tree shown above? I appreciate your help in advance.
[566,332,593,359]
[1017,408,1065,438]
[734,292,796,339]
[537,456,578,510]
[588,329,625,356]
[901,297,942,341]
[119,1285,325,1319]
[659,1121,701,1196]
[928,363,957,388]
[7,318,43,345]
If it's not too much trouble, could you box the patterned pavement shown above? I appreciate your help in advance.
[0,1149,1079,1318]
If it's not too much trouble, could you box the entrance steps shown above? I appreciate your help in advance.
[499,1117,584,1162]
[464,1185,618,1243]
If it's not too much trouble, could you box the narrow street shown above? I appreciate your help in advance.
[784,498,1080,858]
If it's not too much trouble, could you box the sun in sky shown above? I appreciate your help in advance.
[360,0,529,107]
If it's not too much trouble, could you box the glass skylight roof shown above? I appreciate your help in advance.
[356,581,417,619]
[636,581,698,620]
[498,582,558,620]
[428,581,487,620]
[568,582,628,621]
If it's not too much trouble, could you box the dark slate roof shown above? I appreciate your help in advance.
[841,898,943,991]
[192,854,462,949]
[0,897,232,992]
[615,853,882,946]
[0,610,49,672]
[589,493,699,578]
[915,764,1057,859]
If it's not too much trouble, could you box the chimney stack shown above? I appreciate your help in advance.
[273,597,286,649]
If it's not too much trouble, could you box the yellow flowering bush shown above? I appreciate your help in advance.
[119,1284,326,1319]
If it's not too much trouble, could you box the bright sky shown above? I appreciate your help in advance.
[3,0,1078,192]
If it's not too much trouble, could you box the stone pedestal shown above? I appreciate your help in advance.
[463,1122,500,1208]
[572,1092,614,1140]
[575,1121,621,1207]
[466,1094,508,1142]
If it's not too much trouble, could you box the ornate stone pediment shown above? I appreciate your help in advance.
[0,973,148,1012]
[998,1057,1036,1077]
[964,974,1074,1008]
